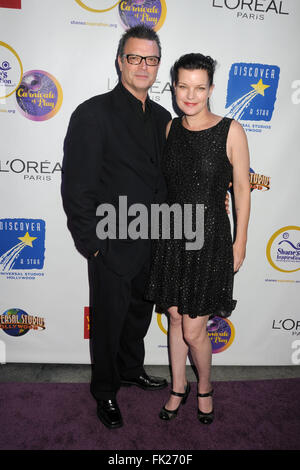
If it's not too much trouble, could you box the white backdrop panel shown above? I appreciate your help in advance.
[0,0,299,365]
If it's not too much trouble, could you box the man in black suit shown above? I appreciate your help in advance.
[61,25,171,429]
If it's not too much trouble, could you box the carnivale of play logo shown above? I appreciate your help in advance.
[157,314,235,354]
[225,62,280,131]
[266,226,300,273]
[207,317,235,354]
[15,70,63,121]
[118,0,167,30]
[0,219,46,278]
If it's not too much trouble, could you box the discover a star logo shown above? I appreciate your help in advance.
[225,62,280,123]
[0,219,45,276]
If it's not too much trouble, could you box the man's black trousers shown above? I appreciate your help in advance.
[88,252,154,401]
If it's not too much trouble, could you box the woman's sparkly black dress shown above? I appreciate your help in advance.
[145,117,237,319]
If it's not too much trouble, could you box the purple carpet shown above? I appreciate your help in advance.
[1,379,299,450]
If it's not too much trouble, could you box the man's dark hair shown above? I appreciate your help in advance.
[117,25,161,58]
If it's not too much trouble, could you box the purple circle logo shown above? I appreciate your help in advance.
[15,70,63,121]
[118,0,167,31]
[207,317,235,354]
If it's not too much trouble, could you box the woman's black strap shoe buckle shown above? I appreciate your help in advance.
[159,382,190,421]
[197,389,214,425]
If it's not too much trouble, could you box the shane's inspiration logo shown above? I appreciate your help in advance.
[225,62,280,128]
[0,219,45,277]
[0,41,23,99]
[266,226,300,274]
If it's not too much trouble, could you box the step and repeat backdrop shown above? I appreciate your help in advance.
[0,0,300,366]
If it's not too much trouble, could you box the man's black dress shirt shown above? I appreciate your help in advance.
[119,82,158,166]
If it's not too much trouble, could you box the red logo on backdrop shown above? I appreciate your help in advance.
[0,0,21,8]
[84,306,90,339]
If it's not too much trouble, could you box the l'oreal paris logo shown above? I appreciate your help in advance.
[272,318,300,336]
[212,0,289,21]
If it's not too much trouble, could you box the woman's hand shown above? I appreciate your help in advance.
[227,120,250,273]
[233,241,246,272]
[225,182,232,214]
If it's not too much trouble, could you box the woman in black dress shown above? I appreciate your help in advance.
[146,54,250,424]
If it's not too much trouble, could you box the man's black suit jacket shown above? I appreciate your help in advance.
[61,83,172,276]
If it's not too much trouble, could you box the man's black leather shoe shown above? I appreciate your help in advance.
[97,399,123,429]
[121,372,167,391]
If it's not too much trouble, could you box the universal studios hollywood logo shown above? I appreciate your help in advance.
[0,308,45,337]
[96,196,204,250]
